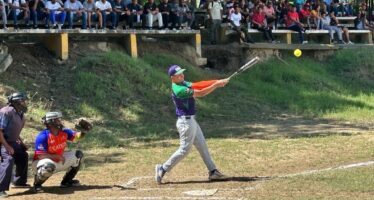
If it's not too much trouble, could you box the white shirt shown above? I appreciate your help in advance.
[64,0,83,11]
[46,1,62,13]
[230,12,241,27]
[208,1,222,20]
[11,0,26,15]
[95,0,111,11]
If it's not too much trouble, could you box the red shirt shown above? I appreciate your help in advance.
[286,11,299,27]
[299,8,311,18]
[252,12,266,25]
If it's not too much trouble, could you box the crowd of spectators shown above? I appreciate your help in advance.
[204,0,372,44]
[0,0,372,44]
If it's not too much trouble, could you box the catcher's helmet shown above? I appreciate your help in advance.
[42,111,63,126]
[7,92,28,104]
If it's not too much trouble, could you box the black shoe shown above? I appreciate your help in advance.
[33,184,43,193]
[60,179,80,188]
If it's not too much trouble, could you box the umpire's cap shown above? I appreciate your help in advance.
[7,92,28,104]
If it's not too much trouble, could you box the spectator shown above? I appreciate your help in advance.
[0,92,30,197]
[29,0,48,29]
[111,0,127,29]
[263,1,276,29]
[294,0,304,12]
[9,0,30,29]
[159,0,171,29]
[95,0,116,29]
[277,0,288,27]
[320,11,344,44]
[230,5,254,43]
[125,0,142,29]
[143,0,163,29]
[32,112,86,192]
[310,4,321,29]
[64,0,87,29]
[286,5,307,44]
[343,1,353,16]
[83,0,102,29]
[0,0,7,29]
[355,4,374,37]
[208,0,223,44]
[252,5,274,43]
[330,11,353,44]
[45,0,66,29]
[299,3,311,29]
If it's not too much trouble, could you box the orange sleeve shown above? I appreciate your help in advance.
[191,80,218,90]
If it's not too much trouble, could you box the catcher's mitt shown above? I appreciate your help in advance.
[75,118,93,133]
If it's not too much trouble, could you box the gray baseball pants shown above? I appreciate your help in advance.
[162,116,216,172]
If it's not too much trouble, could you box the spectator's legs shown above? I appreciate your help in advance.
[162,13,169,29]
[147,13,153,28]
[11,10,18,28]
[342,27,351,43]
[58,12,66,26]
[81,12,87,29]
[87,12,92,28]
[67,11,74,28]
[30,9,37,28]
[0,6,6,28]
[101,11,107,29]
[210,19,221,44]
[288,24,304,43]
[49,11,56,26]
[110,12,116,29]
[156,13,163,29]
[333,26,343,41]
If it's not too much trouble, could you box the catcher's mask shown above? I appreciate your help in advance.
[42,111,64,130]
[7,92,28,113]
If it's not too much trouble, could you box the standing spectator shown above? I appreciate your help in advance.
[159,0,171,29]
[252,5,274,43]
[45,0,66,29]
[84,0,102,29]
[263,1,276,29]
[111,0,127,29]
[320,11,344,44]
[143,0,163,29]
[64,0,87,29]
[29,0,48,29]
[95,0,116,29]
[330,12,353,44]
[0,0,7,29]
[0,92,29,197]
[125,0,142,29]
[286,5,307,44]
[9,0,30,29]
[208,0,223,44]
[230,5,254,43]
[32,112,87,192]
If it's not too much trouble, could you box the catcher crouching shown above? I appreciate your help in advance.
[31,111,92,192]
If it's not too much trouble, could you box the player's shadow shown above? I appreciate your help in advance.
[7,184,115,197]
[164,176,272,184]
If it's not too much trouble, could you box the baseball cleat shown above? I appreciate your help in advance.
[209,169,229,181]
[155,164,165,184]
[33,184,43,193]
[60,179,81,188]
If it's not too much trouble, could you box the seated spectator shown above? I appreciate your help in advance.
[125,0,142,29]
[320,11,344,44]
[111,0,127,29]
[64,0,87,29]
[330,12,353,44]
[9,0,30,29]
[277,0,289,27]
[355,4,374,37]
[230,6,254,43]
[299,3,311,29]
[294,0,304,12]
[45,0,66,29]
[143,0,163,29]
[310,4,322,29]
[29,0,48,29]
[95,0,116,29]
[84,0,102,29]
[159,0,171,29]
[263,1,276,29]
[286,5,307,44]
[343,1,353,16]
[0,0,7,29]
[252,5,274,43]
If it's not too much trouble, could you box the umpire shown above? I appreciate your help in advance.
[0,92,30,197]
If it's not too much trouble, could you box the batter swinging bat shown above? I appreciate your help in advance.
[227,56,260,80]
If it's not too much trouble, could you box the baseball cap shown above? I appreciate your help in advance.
[168,65,186,76]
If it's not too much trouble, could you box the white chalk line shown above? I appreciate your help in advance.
[91,197,243,200]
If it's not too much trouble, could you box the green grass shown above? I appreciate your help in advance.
[1,49,373,147]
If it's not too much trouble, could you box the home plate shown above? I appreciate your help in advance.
[183,189,218,196]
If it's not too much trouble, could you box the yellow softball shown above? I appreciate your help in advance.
[294,49,302,57]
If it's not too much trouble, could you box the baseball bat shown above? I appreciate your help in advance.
[227,56,260,80]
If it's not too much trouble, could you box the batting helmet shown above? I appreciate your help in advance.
[7,92,28,104]
[42,111,64,129]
